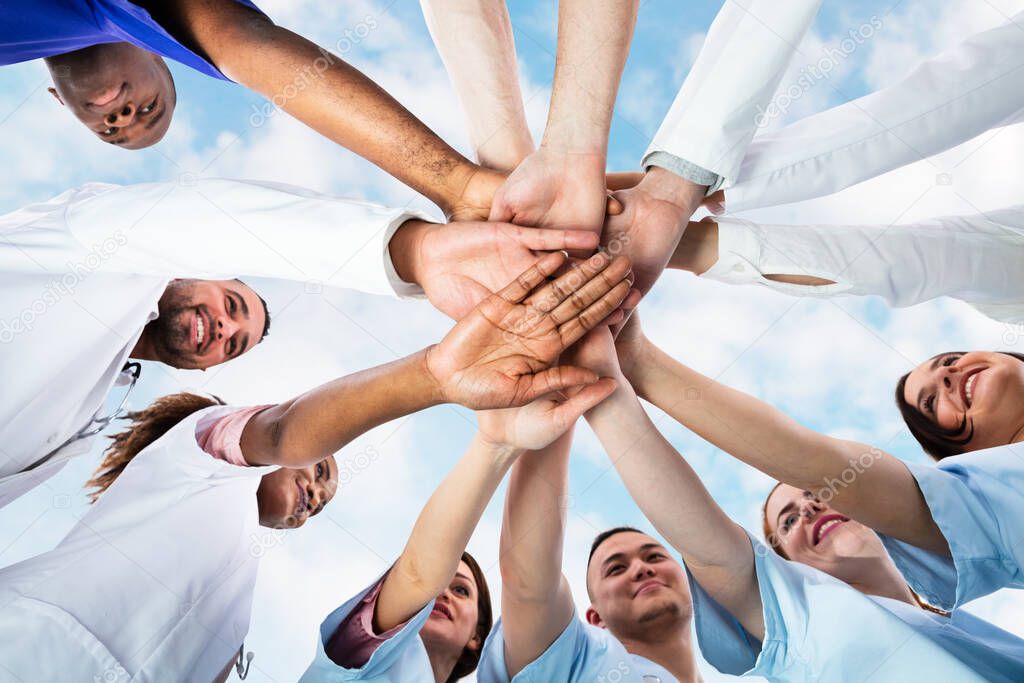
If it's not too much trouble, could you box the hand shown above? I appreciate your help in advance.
[489,147,608,238]
[602,167,705,296]
[477,379,616,451]
[392,220,601,319]
[448,166,508,222]
[426,251,633,409]
[563,326,624,382]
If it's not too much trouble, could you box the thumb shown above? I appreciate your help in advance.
[489,191,515,223]
[552,378,617,423]
[606,192,624,216]
[517,365,599,404]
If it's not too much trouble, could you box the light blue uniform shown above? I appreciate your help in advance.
[879,444,1024,611]
[689,533,1024,682]
[478,611,677,682]
[299,577,438,682]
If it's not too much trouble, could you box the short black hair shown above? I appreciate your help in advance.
[588,526,644,568]
[235,279,271,342]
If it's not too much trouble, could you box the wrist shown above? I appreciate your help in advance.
[640,166,706,214]
[439,159,484,218]
[416,346,448,407]
[389,219,432,285]
[473,432,525,467]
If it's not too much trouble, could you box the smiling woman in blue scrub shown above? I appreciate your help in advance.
[300,370,617,682]
[611,313,1024,616]
[578,326,1024,682]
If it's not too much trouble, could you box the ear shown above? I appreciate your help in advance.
[466,632,483,652]
[47,87,65,106]
[584,606,605,628]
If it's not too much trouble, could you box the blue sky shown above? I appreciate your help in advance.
[1,1,1023,681]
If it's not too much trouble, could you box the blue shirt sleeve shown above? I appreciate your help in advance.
[478,612,632,683]
[299,575,434,682]
[879,448,1024,610]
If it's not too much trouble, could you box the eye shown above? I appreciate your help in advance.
[227,336,237,356]
[227,296,236,315]
[924,395,936,415]
[316,463,324,479]
[782,514,798,531]
[942,354,961,367]
[139,98,157,115]
[607,565,624,576]
[647,553,666,562]
[453,584,470,597]
[100,126,118,136]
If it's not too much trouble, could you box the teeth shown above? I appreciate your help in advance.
[817,519,843,543]
[196,316,204,346]
[966,373,977,404]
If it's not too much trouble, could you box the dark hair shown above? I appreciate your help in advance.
[588,526,644,567]
[86,392,223,502]
[448,551,493,682]
[761,482,789,560]
[894,351,1024,460]
[235,279,272,342]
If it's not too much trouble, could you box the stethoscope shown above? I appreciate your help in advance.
[235,642,255,680]
[26,362,142,471]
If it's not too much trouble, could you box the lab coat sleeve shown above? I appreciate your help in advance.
[700,206,1024,314]
[879,448,1024,611]
[643,0,822,187]
[726,10,1024,212]
[63,178,430,298]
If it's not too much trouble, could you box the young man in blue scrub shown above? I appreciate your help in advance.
[1,0,502,219]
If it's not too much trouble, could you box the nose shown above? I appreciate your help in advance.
[105,102,137,127]
[631,559,655,581]
[939,363,961,395]
[800,497,825,520]
[307,483,323,514]
[216,315,240,340]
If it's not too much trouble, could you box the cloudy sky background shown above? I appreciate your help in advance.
[1,0,1023,680]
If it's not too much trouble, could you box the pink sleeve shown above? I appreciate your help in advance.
[194,405,273,466]
[325,576,412,669]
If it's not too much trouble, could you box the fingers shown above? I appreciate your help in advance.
[543,255,633,327]
[557,279,632,347]
[514,225,600,253]
[518,365,600,404]
[606,193,624,216]
[606,172,644,191]
[552,378,617,422]
[526,252,631,314]
[496,251,569,303]
[703,189,726,215]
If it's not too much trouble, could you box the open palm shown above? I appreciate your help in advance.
[427,251,633,409]
[418,221,600,319]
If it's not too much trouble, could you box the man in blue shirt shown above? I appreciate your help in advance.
[2,0,503,220]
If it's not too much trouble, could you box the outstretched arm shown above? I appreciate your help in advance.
[238,251,632,467]
[616,315,948,554]
[579,329,765,638]
[498,431,577,677]
[142,0,502,219]
[488,0,640,235]
[374,377,616,633]
[420,0,534,172]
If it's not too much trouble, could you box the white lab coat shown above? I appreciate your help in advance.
[702,207,1024,323]
[644,0,823,185]
[724,9,1024,211]
[0,404,276,682]
[0,179,427,509]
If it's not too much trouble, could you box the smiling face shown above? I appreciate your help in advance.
[901,351,1024,456]
[764,484,886,582]
[256,455,337,529]
[418,560,484,664]
[141,279,268,370]
[46,43,175,149]
[584,531,691,638]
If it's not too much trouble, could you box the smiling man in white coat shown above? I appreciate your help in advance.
[0,177,598,510]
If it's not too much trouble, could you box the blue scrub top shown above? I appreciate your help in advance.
[478,610,677,682]
[689,532,1024,682]
[0,0,262,80]
[299,574,437,683]
[879,444,1024,611]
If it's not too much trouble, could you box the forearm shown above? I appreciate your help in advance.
[240,349,443,467]
[542,0,639,154]
[586,383,748,569]
[378,433,521,629]
[421,0,534,171]
[667,220,718,274]
[500,432,574,601]
[213,21,478,215]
